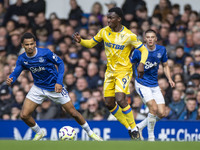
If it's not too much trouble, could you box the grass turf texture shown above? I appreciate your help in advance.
[0,140,199,150]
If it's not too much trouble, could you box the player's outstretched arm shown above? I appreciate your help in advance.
[163,62,175,88]
[6,77,13,86]
[73,32,99,48]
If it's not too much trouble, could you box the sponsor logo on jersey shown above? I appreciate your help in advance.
[145,61,158,69]
[39,57,44,63]
[104,42,125,50]
[30,66,45,73]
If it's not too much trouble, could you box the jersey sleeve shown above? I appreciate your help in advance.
[130,34,143,49]
[46,50,64,85]
[130,50,140,63]
[93,28,103,43]
[162,48,168,63]
[9,59,24,84]
[80,29,103,48]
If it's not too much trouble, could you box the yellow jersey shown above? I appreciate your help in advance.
[80,26,145,72]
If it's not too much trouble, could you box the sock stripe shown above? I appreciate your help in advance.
[110,105,119,115]
[122,107,132,114]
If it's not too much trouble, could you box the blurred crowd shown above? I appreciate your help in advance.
[0,0,200,121]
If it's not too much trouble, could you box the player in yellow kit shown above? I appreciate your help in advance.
[73,7,148,140]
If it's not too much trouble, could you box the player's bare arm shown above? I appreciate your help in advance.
[163,62,175,88]
[137,63,145,78]
[55,83,62,93]
[137,45,149,78]
[6,77,13,86]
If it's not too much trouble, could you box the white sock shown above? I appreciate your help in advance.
[147,113,156,138]
[31,123,42,134]
[137,118,148,130]
[131,126,138,132]
[137,116,160,130]
[81,122,93,136]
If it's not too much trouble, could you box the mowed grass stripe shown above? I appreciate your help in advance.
[0,140,199,150]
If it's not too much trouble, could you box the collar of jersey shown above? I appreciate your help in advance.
[108,26,124,33]
[145,44,157,52]
[26,48,38,58]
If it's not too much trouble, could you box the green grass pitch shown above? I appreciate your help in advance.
[0,140,199,150]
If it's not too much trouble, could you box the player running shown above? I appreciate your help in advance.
[130,29,175,141]
[73,7,148,140]
[6,32,103,141]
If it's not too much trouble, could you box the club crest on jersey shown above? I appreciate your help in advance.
[52,53,58,61]
[157,53,162,58]
[39,57,44,63]
[121,34,124,40]
[108,33,111,36]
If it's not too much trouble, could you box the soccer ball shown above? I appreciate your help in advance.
[58,126,76,141]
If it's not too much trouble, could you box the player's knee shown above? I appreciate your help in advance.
[149,105,158,115]
[20,112,29,120]
[157,111,165,118]
[104,101,115,110]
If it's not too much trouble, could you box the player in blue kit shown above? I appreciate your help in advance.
[6,32,103,141]
[130,29,175,141]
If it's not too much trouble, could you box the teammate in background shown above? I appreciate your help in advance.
[6,33,103,141]
[73,7,148,140]
[130,29,175,141]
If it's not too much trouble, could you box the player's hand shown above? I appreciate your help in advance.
[6,77,13,85]
[137,63,144,78]
[73,32,81,43]
[55,83,62,93]
[169,79,175,88]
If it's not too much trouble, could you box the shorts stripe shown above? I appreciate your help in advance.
[122,107,132,114]
[111,105,119,115]
[138,88,144,98]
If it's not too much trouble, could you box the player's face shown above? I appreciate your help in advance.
[107,12,121,29]
[145,32,157,47]
[22,38,36,56]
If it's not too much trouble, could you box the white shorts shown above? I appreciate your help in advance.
[26,84,70,104]
[135,80,165,104]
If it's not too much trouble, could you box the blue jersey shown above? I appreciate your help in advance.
[130,44,168,87]
[9,48,65,91]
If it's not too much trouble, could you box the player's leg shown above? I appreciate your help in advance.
[21,85,46,140]
[104,97,130,129]
[146,100,157,141]
[115,72,140,140]
[135,81,157,141]
[152,86,166,120]
[157,104,165,118]
[51,87,102,141]
[115,92,140,140]
[103,71,130,130]
[62,100,103,141]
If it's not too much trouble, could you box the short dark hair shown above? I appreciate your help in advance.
[108,7,123,19]
[21,32,36,43]
[145,29,156,35]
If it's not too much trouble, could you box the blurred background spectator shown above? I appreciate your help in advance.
[0,0,199,121]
